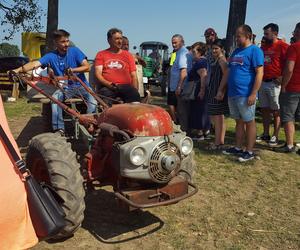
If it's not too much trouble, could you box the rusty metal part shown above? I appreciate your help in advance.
[14,73,98,127]
[97,103,174,136]
[114,177,198,209]
[70,74,109,109]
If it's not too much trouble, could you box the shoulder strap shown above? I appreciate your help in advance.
[0,125,28,175]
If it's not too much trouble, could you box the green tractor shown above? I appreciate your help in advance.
[140,41,169,96]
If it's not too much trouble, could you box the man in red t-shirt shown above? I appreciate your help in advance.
[257,23,288,146]
[94,28,140,104]
[279,22,300,153]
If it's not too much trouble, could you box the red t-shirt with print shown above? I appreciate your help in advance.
[94,49,136,85]
[286,41,300,92]
[261,39,288,80]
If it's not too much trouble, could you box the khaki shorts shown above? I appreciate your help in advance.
[258,81,281,110]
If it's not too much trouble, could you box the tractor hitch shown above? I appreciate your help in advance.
[114,176,198,210]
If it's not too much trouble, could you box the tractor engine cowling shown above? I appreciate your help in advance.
[112,132,193,183]
[97,103,173,136]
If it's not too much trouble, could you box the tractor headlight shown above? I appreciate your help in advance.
[181,137,193,155]
[129,146,146,166]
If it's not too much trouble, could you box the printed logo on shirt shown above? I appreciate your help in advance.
[229,55,244,66]
[264,55,271,64]
[106,60,125,69]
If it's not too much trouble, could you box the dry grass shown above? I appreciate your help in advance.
[3,94,300,250]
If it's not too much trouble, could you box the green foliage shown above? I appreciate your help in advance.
[0,0,44,40]
[0,42,20,57]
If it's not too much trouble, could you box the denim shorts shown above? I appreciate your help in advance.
[228,96,256,122]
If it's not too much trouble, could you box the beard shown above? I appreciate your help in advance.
[263,37,273,44]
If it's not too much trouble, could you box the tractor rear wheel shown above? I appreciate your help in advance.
[26,133,85,239]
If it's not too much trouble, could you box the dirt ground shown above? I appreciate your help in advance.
[5,95,300,250]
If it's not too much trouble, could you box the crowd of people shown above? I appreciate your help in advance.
[12,23,300,162]
[168,22,300,162]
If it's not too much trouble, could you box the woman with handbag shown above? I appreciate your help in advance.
[188,42,211,140]
[0,96,38,249]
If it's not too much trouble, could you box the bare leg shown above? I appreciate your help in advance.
[211,115,226,145]
[284,121,295,146]
[245,120,257,152]
[169,105,177,122]
[236,119,245,149]
[261,107,271,136]
[272,110,281,138]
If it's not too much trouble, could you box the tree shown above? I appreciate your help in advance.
[0,0,44,40]
[225,0,248,55]
[45,0,58,52]
[0,42,20,57]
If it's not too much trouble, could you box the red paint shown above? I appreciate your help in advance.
[97,103,173,136]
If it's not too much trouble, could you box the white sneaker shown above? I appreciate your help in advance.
[268,136,278,146]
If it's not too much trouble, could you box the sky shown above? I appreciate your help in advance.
[1,0,300,59]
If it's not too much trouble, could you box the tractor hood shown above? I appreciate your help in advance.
[97,103,173,136]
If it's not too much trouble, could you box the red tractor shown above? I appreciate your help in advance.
[11,70,197,239]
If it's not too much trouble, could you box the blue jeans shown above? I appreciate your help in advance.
[51,86,97,130]
[228,96,256,122]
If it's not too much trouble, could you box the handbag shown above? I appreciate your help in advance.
[180,81,197,101]
[0,125,66,239]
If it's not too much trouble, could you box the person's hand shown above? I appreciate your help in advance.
[198,88,205,100]
[274,77,282,86]
[215,90,224,101]
[64,68,73,76]
[247,93,256,106]
[110,83,118,92]
[175,86,182,97]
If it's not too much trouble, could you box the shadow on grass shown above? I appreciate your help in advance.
[15,116,50,153]
[81,189,164,244]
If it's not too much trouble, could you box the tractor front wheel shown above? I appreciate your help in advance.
[26,133,85,239]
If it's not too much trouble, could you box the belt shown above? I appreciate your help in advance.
[264,78,276,82]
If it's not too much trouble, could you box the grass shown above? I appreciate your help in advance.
[3,94,300,250]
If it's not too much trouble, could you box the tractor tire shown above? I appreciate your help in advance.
[26,133,85,239]
[178,151,195,182]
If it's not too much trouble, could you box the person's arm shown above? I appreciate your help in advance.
[215,58,229,101]
[71,59,90,73]
[281,60,295,93]
[175,68,187,96]
[94,65,115,89]
[13,60,41,73]
[248,66,263,105]
[135,55,147,67]
[197,68,208,99]
[130,71,138,89]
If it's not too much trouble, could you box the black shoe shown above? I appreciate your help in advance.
[276,144,295,153]
[256,134,270,142]
[238,151,255,162]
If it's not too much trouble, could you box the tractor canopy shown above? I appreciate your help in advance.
[97,103,173,136]
[140,41,169,77]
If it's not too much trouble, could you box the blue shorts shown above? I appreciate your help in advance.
[228,96,256,122]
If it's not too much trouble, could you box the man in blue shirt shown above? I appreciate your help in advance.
[13,29,97,135]
[169,34,193,132]
[222,25,264,162]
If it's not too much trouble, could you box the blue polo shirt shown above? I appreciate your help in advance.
[228,45,264,97]
[170,46,193,91]
[39,46,90,88]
